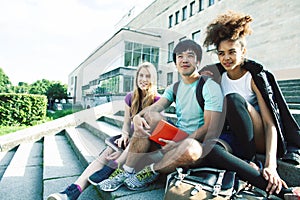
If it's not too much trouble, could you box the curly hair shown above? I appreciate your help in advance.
[131,62,158,117]
[203,10,253,49]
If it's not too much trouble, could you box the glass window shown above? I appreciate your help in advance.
[169,15,173,28]
[123,76,134,93]
[190,1,195,16]
[199,0,204,11]
[133,43,142,51]
[124,51,132,66]
[179,36,187,41]
[125,42,133,50]
[175,11,180,24]
[209,0,215,6]
[124,41,159,67]
[168,42,174,62]
[151,48,159,66]
[182,6,187,21]
[192,30,201,43]
[167,72,173,86]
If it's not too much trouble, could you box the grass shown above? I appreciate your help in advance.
[0,108,82,136]
[0,126,27,136]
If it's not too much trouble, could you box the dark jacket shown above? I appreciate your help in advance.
[201,59,300,157]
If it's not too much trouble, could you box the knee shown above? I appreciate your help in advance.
[180,138,203,161]
[225,93,247,111]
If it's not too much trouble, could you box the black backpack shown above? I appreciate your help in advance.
[172,75,209,111]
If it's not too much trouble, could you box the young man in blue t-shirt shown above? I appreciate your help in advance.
[99,39,224,191]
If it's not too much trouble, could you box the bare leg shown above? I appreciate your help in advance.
[125,112,164,169]
[115,146,129,166]
[74,147,114,190]
[154,138,202,173]
[247,102,265,153]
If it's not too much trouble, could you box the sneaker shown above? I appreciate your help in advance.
[88,163,116,185]
[124,165,159,191]
[47,184,81,200]
[98,168,133,192]
[284,187,300,200]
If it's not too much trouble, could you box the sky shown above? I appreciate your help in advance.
[0,0,155,85]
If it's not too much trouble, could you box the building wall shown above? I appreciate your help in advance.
[127,0,300,80]
[68,0,300,106]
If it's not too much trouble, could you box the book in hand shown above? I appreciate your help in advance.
[149,120,189,146]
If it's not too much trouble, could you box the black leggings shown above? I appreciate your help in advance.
[204,144,290,199]
[225,93,256,161]
[203,93,291,198]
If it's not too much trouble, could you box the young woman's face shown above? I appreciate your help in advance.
[137,67,151,90]
[217,39,246,71]
[175,50,198,77]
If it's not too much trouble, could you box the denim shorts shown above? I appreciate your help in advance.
[219,131,246,158]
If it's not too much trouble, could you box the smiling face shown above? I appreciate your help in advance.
[175,49,199,77]
[217,39,246,72]
[136,67,151,91]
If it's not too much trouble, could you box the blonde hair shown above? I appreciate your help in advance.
[130,62,158,117]
[204,10,253,49]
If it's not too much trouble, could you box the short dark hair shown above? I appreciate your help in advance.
[172,39,203,64]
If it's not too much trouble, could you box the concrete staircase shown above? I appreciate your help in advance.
[278,79,300,124]
[0,79,299,200]
[0,102,166,200]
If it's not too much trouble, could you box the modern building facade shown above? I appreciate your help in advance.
[68,0,300,108]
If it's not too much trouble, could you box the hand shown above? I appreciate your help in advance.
[159,138,178,153]
[263,167,288,195]
[200,70,214,77]
[115,134,129,148]
[106,151,122,160]
[133,115,151,137]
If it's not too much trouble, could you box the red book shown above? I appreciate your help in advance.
[149,120,189,146]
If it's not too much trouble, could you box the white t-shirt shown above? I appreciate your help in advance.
[221,71,258,107]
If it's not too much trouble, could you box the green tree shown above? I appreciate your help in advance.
[29,79,51,95]
[0,68,12,93]
[46,82,67,102]
[14,82,30,93]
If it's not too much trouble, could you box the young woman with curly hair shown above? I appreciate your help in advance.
[201,10,300,199]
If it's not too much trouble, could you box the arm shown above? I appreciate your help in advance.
[133,97,172,135]
[138,97,171,117]
[252,80,287,194]
[116,103,131,148]
[189,110,223,142]
[252,80,277,170]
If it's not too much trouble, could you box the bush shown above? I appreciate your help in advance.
[46,109,77,120]
[0,93,47,126]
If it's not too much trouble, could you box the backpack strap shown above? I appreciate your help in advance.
[172,81,180,103]
[172,76,209,111]
[196,75,209,111]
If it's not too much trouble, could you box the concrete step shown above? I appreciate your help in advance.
[0,141,43,199]
[64,119,166,199]
[278,79,300,87]
[0,147,17,179]
[1,109,299,200]
[43,133,102,200]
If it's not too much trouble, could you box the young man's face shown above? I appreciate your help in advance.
[175,49,199,77]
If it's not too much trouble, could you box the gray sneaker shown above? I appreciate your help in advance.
[98,168,133,192]
[124,165,159,191]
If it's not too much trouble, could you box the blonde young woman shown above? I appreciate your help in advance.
[200,10,300,199]
[47,62,160,200]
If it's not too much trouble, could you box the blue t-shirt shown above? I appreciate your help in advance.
[162,78,223,134]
